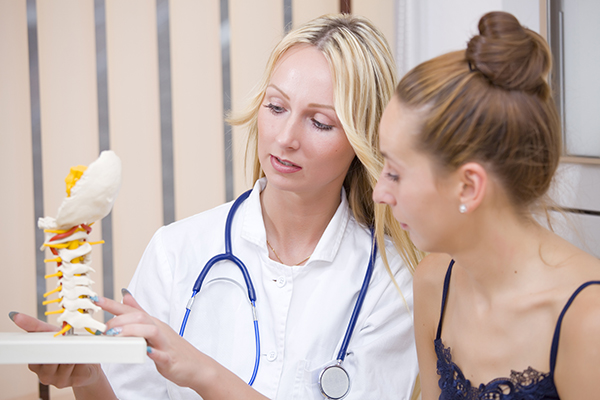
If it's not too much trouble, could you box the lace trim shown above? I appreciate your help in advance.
[435,339,560,400]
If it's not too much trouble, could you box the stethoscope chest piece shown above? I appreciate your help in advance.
[319,363,350,400]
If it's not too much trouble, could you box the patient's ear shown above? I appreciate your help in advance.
[456,162,487,213]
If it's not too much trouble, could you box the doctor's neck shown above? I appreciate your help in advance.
[260,183,341,260]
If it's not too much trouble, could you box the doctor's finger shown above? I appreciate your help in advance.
[121,289,146,312]
[109,322,169,350]
[29,363,78,388]
[29,363,61,385]
[104,309,155,332]
[97,295,141,317]
[11,312,59,333]
[30,363,99,388]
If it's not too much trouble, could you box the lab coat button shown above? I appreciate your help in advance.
[267,351,277,361]
[276,276,286,287]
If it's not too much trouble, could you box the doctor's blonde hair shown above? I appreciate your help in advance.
[229,14,423,274]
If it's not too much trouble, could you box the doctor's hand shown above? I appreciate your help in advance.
[98,291,209,390]
[99,291,268,400]
[10,312,107,392]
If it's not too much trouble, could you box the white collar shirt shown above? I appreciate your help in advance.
[103,178,418,399]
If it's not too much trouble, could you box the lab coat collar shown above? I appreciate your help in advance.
[240,178,350,264]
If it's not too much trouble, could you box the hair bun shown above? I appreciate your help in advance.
[466,11,551,97]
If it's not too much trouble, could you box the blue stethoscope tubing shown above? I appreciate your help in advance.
[178,190,260,385]
[178,189,376,394]
[318,227,376,399]
[336,230,376,363]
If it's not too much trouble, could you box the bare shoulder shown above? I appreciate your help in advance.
[414,253,453,295]
[413,253,453,326]
[560,274,600,336]
[553,277,600,397]
[554,243,600,342]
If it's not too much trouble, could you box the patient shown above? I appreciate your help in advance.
[374,10,600,399]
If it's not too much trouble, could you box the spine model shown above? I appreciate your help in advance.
[41,213,105,336]
[38,151,122,336]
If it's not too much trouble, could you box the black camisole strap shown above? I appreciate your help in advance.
[436,259,455,341]
[549,280,600,373]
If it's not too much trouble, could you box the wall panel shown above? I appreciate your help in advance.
[354,0,395,61]
[0,1,41,398]
[293,0,337,27]
[104,0,164,295]
[229,0,284,195]
[170,0,226,220]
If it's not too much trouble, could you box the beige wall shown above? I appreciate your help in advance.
[0,0,396,398]
[0,1,40,398]
[170,0,225,219]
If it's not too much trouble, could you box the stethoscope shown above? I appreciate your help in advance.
[178,189,376,399]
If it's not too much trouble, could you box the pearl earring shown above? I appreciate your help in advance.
[459,204,467,214]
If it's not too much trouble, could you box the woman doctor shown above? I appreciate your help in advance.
[13,14,421,400]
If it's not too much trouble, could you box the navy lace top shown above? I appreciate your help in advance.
[435,260,600,400]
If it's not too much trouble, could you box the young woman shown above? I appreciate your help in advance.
[13,14,422,400]
[374,11,600,399]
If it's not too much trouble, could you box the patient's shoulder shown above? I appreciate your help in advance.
[413,253,453,322]
[414,253,452,290]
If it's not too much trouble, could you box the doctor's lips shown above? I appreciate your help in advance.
[271,155,302,173]
[274,155,299,167]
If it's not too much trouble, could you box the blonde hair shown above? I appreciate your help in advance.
[229,14,423,272]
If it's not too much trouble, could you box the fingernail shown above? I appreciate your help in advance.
[121,288,131,297]
[89,295,99,303]
[147,346,153,354]
[105,327,122,336]
[8,311,18,321]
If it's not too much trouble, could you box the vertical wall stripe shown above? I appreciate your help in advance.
[220,0,233,201]
[394,0,415,78]
[340,0,351,13]
[26,0,45,324]
[96,0,110,153]
[94,0,115,315]
[395,0,405,76]
[284,0,293,32]
[157,0,176,224]
[26,4,50,399]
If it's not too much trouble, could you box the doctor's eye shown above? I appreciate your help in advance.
[265,103,285,115]
[311,118,333,131]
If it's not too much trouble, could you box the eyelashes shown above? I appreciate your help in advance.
[265,103,284,114]
[263,103,334,131]
[311,118,333,131]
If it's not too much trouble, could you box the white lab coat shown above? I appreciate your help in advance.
[103,178,418,399]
